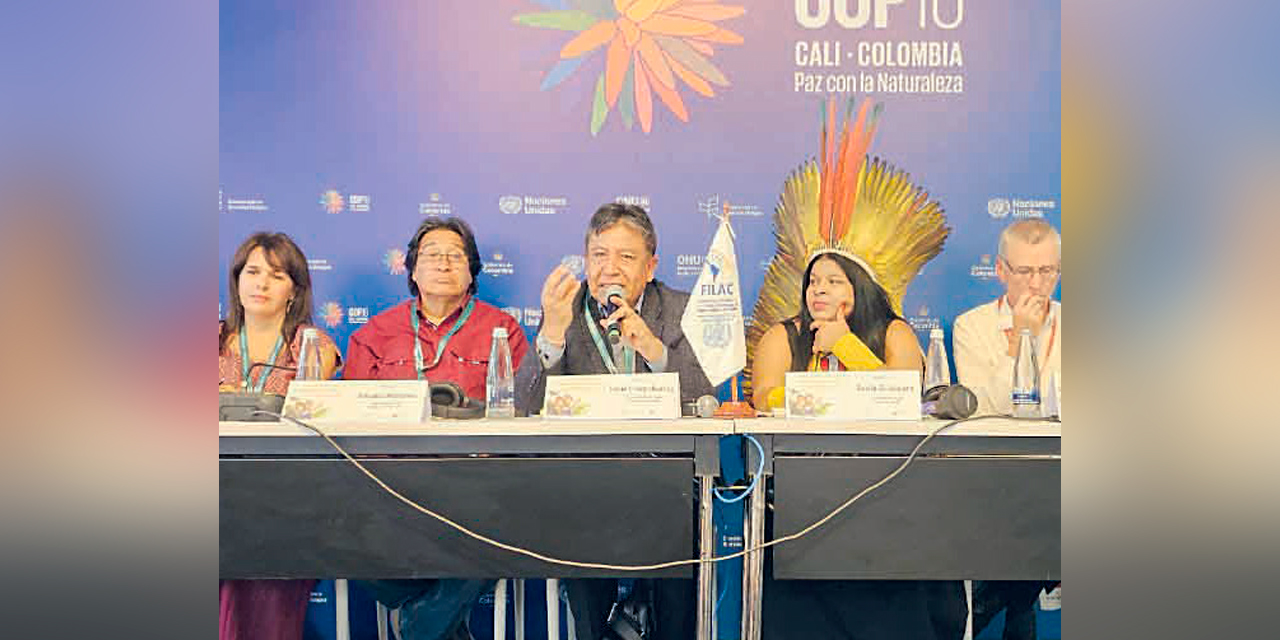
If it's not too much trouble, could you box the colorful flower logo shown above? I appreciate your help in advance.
[384,248,407,275]
[322,301,344,328]
[515,0,745,135]
[788,390,832,417]
[320,189,345,215]
[284,397,329,420]
[546,391,590,416]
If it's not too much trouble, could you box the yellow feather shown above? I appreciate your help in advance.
[744,122,950,395]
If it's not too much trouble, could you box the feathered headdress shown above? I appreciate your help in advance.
[745,97,950,389]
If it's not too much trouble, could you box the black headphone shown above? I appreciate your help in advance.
[429,382,486,420]
[922,384,978,420]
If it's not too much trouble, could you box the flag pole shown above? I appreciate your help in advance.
[717,203,756,418]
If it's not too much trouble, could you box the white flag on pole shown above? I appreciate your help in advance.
[681,216,746,387]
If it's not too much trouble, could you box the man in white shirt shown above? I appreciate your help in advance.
[952,218,1061,639]
[953,218,1061,416]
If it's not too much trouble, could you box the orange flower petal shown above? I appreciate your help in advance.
[637,34,676,90]
[639,13,718,37]
[614,0,635,13]
[647,63,689,122]
[695,27,744,45]
[618,17,641,48]
[624,0,665,23]
[559,21,618,59]
[687,40,715,57]
[605,36,631,108]
[665,51,715,97]
[666,4,747,22]
[633,52,654,133]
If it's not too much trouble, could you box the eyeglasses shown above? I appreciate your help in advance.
[1001,257,1060,279]
[418,250,467,265]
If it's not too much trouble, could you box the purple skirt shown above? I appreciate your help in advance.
[219,579,317,640]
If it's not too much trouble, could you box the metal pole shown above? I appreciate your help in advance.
[697,473,716,640]
[335,579,351,640]
[494,579,508,640]
[514,579,526,640]
[740,471,767,640]
[546,578,560,640]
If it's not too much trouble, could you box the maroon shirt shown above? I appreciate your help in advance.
[344,296,528,401]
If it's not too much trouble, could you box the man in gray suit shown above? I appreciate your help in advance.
[516,202,713,413]
[515,202,712,640]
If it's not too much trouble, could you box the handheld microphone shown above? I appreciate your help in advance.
[602,284,626,345]
[922,384,978,420]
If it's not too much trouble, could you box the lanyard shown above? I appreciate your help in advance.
[239,326,285,393]
[584,295,633,374]
[411,297,475,381]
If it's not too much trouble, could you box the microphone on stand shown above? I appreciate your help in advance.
[219,362,301,422]
[246,361,297,380]
[695,395,720,418]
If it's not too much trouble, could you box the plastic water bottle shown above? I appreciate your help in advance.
[1012,328,1040,418]
[296,328,323,381]
[924,327,951,395]
[486,327,515,419]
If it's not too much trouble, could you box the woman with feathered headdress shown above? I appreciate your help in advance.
[748,98,966,640]
[747,97,949,410]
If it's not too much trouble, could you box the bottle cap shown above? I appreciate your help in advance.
[492,327,508,338]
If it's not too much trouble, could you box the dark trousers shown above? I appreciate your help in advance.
[357,579,493,640]
[971,581,1056,640]
[760,579,968,640]
[564,578,695,640]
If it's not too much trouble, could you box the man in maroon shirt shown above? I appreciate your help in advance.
[345,217,528,398]
[346,216,528,640]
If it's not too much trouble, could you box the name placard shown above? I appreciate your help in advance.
[282,380,432,424]
[544,372,680,420]
[784,370,921,421]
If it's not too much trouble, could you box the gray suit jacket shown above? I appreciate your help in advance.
[515,280,715,415]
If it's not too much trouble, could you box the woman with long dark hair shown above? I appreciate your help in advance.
[749,250,964,640]
[218,231,340,392]
[751,251,923,410]
[218,231,340,640]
